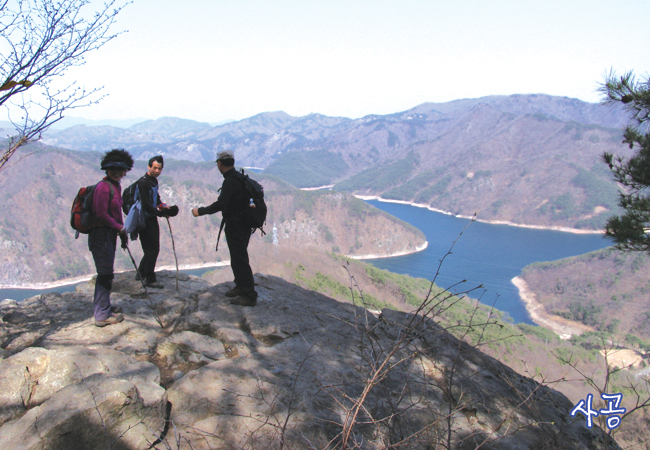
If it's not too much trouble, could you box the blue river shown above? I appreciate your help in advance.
[364,200,610,324]
[1,200,610,324]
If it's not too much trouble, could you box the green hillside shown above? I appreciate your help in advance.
[263,149,348,188]
[521,247,650,346]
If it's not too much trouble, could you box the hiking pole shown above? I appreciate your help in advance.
[165,217,180,291]
[122,237,149,297]
[122,236,166,329]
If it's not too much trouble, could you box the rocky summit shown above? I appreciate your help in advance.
[0,271,618,449]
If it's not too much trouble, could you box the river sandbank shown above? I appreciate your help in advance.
[1,241,428,290]
[348,241,429,260]
[0,261,231,291]
[511,276,594,339]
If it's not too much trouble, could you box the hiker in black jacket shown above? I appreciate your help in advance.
[136,155,177,288]
[192,150,258,306]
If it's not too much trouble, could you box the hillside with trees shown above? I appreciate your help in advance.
[521,247,650,344]
[518,71,650,360]
[0,146,425,287]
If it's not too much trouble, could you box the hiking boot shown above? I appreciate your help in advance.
[110,305,123,314]
[95,314,124,327]
[230,295,257,307]
[146,281,164,289]
[225,286,244,297]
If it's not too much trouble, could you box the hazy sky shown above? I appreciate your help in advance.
[64,0,650,123]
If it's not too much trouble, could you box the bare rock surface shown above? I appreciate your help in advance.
[0,373,167,450]
[0,270,620,449]
[0,346,159,425]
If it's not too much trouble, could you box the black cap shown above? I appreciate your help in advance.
[100,149,134,171]
[101,161,132,170]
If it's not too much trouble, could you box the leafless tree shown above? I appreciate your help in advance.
[0,0,128,173]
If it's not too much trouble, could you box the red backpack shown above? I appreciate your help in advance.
[70,181,114,238]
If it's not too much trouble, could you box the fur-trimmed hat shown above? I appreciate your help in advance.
[100,149,134,171]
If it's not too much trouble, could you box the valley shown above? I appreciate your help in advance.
[3,93,650,447]
[42,94,634,230]
[0,146,425,287]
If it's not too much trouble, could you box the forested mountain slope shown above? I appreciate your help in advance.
[520,247,650,347]
[0,146,424,286]
[42,94,633,230]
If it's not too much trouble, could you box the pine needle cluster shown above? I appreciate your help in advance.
[600,71,650,251]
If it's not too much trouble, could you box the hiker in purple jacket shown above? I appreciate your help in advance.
[89,149,134,327]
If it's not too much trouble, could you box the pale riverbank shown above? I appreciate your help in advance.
[302,185,334,191]
[355,195,604,235]
[511,276,594,339]
[1,241,428,290]
[0,262,231,291]
[347,241,429,260]
[512,276,645,369]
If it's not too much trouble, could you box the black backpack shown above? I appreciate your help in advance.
[215,169,268,251]
[122,180,139,215]
[123,177,159,217]
[233,169,267,232]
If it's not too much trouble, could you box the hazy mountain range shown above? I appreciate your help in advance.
[43,94,629,165]
[40,94,633,230]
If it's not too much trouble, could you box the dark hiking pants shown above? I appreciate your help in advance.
[89,227,117,321]
[225,222,256,297]
[138,217,160,283]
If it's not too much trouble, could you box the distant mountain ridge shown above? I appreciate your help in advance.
[129,117,213,138]
[43,94,629,166]
[41,94,633,230]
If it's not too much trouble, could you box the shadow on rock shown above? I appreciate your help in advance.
[0,270,621,449]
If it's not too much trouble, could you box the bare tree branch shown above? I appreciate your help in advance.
[0,0,129,173]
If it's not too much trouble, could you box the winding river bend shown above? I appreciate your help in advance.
[2,200,611,325]
[364,200,610,324]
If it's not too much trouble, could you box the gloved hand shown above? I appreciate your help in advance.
[161,205,179,217]
[119,229,128,249]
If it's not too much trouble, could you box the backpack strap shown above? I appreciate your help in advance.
[97,179,116,215]
[104,180,116,229]
[100,179,116,204]
[108,181,115,205]
[232,171,254,209]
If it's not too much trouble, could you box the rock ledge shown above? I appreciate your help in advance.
[0,270,619,449]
